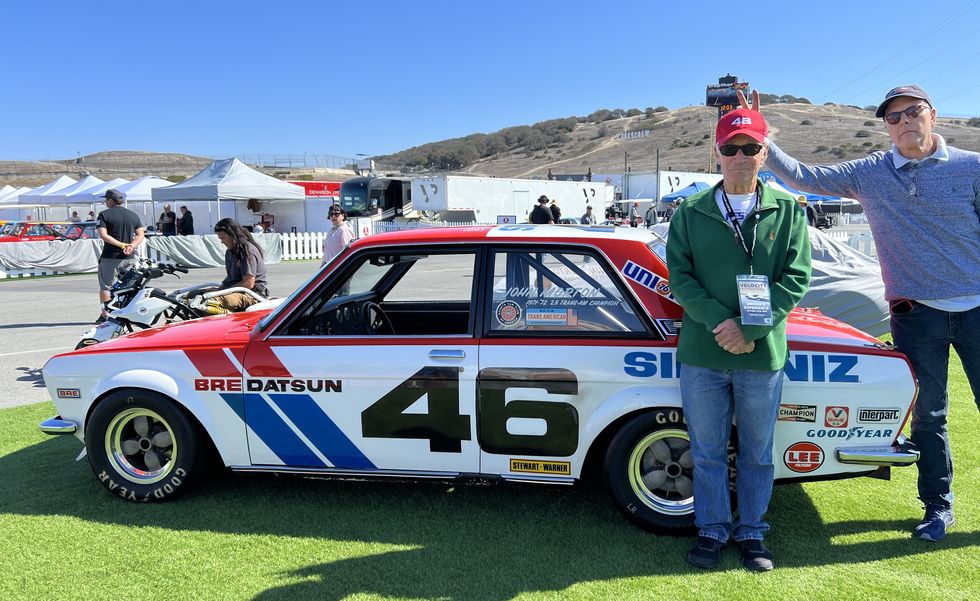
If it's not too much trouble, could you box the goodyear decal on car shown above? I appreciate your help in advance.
[509,459,571,475]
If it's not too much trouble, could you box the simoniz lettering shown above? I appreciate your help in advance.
[194,378,342,393]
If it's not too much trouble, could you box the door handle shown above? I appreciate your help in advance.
[429,349,466,361]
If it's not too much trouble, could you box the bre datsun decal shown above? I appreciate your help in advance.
[195,378,342,393]
[56,388,81,399]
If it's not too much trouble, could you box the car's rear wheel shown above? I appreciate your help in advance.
[86,389,208,502]
[605,409,736,534]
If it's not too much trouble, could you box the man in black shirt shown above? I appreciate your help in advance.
[158,204,177,236]
[529,195,554,224]
[177,206,194,235]
[96,189,145,322]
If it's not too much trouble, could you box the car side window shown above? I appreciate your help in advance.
[488,249,646,334]
[283,250,478,337]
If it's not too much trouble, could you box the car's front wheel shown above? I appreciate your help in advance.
[86,389,208,502]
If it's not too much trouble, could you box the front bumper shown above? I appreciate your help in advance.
[836,436,919,467]
[39,416,78,435]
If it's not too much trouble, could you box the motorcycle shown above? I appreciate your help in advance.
[76,259,270,349]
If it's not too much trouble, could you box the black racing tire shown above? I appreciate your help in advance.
[604,408,736,535]
[75,338,100,350]
[86,389,209,502]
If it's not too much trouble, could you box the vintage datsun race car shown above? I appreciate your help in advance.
[40,225,919,533]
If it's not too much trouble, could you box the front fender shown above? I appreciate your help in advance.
[86,367,248,467]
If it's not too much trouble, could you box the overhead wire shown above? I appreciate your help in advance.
[819,0,979,101]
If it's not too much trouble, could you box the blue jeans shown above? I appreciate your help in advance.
[680,364,783,543]
[891,301,980,510]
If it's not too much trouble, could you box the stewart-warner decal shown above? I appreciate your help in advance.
[621,260,677,304]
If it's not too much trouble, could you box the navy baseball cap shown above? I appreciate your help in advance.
[103,189,125,201]
[875,85,932,118]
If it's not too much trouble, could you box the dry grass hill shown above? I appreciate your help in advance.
[458,103,980,178]
[4,103,979,187]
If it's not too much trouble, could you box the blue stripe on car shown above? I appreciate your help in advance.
[268,393,376,470]
[218,393,246,422]
[241,393,326,466]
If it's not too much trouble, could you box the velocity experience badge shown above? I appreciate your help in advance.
[736,274,773,326]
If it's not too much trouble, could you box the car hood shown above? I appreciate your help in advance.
[58,311,270,358]
[785,308,881,347]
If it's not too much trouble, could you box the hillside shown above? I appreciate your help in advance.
[5,103,980,187]
[388,103,980,178]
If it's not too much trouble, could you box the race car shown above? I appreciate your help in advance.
[0,221,67,242]
[40,225,919,533]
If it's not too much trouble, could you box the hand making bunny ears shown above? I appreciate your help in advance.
[737,89,761,111]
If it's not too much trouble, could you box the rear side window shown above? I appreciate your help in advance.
[488,249,647,334]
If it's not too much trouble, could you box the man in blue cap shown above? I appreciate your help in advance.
[752,85,980,542]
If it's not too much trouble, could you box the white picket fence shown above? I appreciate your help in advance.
[821,226,877,258]
[1,223,878,279]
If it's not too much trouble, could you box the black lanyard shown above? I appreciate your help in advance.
[720,188,761,276]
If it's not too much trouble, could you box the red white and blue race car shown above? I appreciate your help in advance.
[40,225,918,532]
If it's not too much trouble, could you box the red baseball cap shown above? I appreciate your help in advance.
[716,108,768,146]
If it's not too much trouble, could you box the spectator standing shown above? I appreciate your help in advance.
[210,218,268,313]
[177,206,194,235]
[321,204,355,266]
[529,195,554,224]
[95,189,145,323]
[550,199,562,223]
[628,201,640,227]
[580,205,597,225]
[756,85,980,542]
[666,108,811,572]
[158,204,177,236]
[797,196,817,227]
[644,203,659,226]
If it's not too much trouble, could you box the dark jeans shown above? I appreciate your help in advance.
[890,300,980,509]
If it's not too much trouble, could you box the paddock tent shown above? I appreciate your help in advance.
[73,177,130,203]
[115,176,176,228]
[0,185,15,200]
[661,181,711,204]
[151,158,306,232]
[46,175,105,212]
[18,175,77,205]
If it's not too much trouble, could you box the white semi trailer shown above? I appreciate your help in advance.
[410,175,614,223]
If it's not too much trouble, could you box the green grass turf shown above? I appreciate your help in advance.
[1,353,976,601]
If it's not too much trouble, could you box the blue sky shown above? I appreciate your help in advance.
[2,0,978,160]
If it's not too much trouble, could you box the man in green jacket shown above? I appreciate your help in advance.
[666,108,811,572]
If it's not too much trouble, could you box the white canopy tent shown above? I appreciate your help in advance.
[45,175,106,220]
[151,158,306,232]
[0,185,15,200]
[76,178,130,203]
[19,176,77,205]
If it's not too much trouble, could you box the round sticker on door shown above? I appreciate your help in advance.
[784,441,824,473]
[495,300,522,326]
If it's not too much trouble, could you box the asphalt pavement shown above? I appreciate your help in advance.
[0,260,321,409]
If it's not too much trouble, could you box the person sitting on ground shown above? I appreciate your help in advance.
[210,218,268,313]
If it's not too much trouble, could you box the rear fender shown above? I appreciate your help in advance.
[579,385,684,475]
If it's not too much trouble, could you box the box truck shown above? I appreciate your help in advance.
[410,176,614,223]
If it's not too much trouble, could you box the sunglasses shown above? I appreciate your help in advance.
[718,143,764,157]
[883,104,930,125]
[329,211,342,216]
